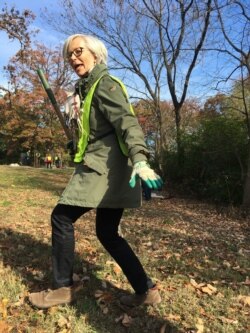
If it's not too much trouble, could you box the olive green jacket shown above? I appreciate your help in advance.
[58,64,149,208]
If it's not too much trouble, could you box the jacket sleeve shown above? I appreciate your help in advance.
[95,75,149,164]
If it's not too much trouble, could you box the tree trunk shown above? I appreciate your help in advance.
[242,141,250,211]
[175,106,184,166]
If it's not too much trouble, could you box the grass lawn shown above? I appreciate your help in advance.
[0,165,249,333]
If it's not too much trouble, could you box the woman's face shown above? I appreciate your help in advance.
[67,37,97,77]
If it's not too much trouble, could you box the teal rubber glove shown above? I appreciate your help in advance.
[129,161,163,189]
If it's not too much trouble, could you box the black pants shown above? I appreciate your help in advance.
[51,204,153,294]
[142,181,152,200]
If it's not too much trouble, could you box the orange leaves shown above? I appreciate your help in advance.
[195,318,205,333]
[0,299,9,320]
[105,260,122,276]
[94,288,134,328]
[189,279,217,296]
[0,320,10,333]
[56,314,72,332]
[238,295,250,307]
[165,313,181,322]
[94,289,114,314]
[0,299,12,333]
[200,284,217,296]
[1,166,249,332]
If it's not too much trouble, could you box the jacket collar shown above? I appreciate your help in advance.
[75,64,108,100]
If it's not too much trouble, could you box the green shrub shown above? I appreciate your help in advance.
[162,116,248,204]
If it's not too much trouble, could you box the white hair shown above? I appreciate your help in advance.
[63,34,108,65]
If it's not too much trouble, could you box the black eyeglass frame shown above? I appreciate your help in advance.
[67,47,84,59]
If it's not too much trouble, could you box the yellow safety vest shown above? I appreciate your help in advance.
[74,75,135,163]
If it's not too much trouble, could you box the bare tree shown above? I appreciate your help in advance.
[214,0,250,209]
[0,4,36,96]
[42,0,212,160]
[0,4,35,51]
[132,0,212,160]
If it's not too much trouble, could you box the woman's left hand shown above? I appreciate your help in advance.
[129,161,163,189]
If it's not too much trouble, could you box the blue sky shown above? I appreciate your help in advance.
[0,0,62,87]
[1,1,247,101]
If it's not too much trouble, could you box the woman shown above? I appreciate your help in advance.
[29,34,162,309]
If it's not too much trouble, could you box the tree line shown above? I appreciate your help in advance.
[0,1,249,210]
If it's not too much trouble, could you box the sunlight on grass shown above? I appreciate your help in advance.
[0,166,249,333]
[0,263,26,302]
[0,200,12,207]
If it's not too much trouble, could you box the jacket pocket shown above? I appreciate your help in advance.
[83,155,108,175]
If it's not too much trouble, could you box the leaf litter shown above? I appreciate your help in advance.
[0,166,249,332]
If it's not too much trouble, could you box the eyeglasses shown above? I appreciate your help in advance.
[67,47,84,59]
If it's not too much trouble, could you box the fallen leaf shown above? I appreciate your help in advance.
[115,313,133,327]
[195,318,204,333]
[244,276,250,285]
[106,260,122,275]
[190,279,199,288]
[216,292,224,299]
[94,290,104,298]
[102,306,109,314]
[200,284,217,295]
[113,264,122,276]
[167,313,181,321]
[189,280,217,295]
[34,272,45,281]
[48,307,57,315]
[238,295,250,306]
[57,315,68,328]
[223,260,231,268]
[95,290,113,303]
[121,313,133,327]
[219,316,238,324]
[0,321,9,333]
[186,247,193,253]
[0,299,8,319]
[238,248,244,255]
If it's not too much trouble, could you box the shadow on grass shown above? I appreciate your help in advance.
[0,227,180,333]
[129,204,250,285]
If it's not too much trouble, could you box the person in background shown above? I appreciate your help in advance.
[29,34,163,309]
[25,150,31,166]
[46,154,52,169]
[35,152,41,168]
[55,155,60,168]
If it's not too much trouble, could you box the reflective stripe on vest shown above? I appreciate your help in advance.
[74,75,135,163]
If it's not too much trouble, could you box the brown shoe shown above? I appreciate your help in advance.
[28,283,82,309]
[120,287,161,307]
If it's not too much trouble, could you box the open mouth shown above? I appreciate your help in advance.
[74,64,82,70]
